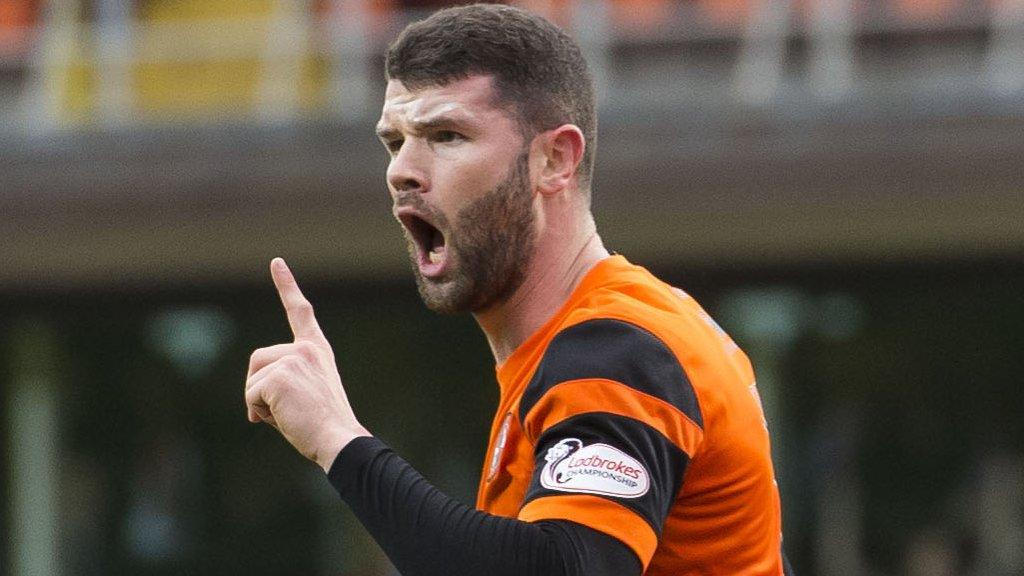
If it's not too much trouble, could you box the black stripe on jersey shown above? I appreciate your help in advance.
[518,318,703,428]
[522,412,689,535]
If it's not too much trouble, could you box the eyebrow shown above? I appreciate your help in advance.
[375,114,474,141]
[375,125,401,142]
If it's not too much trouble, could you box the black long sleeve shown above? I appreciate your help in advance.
[327,436,641,576]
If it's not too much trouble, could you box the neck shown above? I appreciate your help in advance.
[473,216,609,365]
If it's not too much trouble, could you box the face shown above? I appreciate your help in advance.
[377,76,538,314]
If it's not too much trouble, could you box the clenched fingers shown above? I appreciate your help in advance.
[244,353,319,425]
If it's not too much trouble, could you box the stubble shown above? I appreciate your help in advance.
[406,150,536,315]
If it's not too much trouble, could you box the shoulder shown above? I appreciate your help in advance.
[518,316,704,430]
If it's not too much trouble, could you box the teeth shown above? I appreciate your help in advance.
[428,250,443,264]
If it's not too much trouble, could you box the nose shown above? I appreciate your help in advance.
[386,140,429,195]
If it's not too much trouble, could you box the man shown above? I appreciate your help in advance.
[244,4,792,575]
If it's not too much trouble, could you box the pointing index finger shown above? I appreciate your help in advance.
[270,257,324,342]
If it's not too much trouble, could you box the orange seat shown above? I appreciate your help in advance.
[0,0,38,57]
[894,0,959,22]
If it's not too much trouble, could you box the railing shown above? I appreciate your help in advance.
[0,0,1022,136]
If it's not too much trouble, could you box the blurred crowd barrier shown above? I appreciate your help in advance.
[0,0,1022,133]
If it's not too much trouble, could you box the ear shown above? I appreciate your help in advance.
[533,124,585,197]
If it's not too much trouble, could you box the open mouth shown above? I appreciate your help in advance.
[398,212,448,277]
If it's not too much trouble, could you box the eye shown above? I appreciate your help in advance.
[433,130,464,144]
[384,138,404,154]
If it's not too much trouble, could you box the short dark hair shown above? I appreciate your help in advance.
[385,3,597,188]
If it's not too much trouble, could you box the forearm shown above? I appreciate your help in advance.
[327,437,640,576]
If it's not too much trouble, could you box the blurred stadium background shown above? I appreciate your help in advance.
[1,0,1023,574]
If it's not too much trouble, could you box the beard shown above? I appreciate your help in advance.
[404,150,537,315]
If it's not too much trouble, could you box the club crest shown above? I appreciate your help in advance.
[486,412,513,482]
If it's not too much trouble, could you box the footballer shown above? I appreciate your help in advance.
[244,4,793,575]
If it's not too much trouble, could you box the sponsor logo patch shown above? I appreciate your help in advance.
[540,438,649,498]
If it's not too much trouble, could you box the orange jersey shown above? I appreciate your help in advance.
[476,255,785,575]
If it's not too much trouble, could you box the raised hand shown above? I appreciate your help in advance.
[244,258,370,471]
